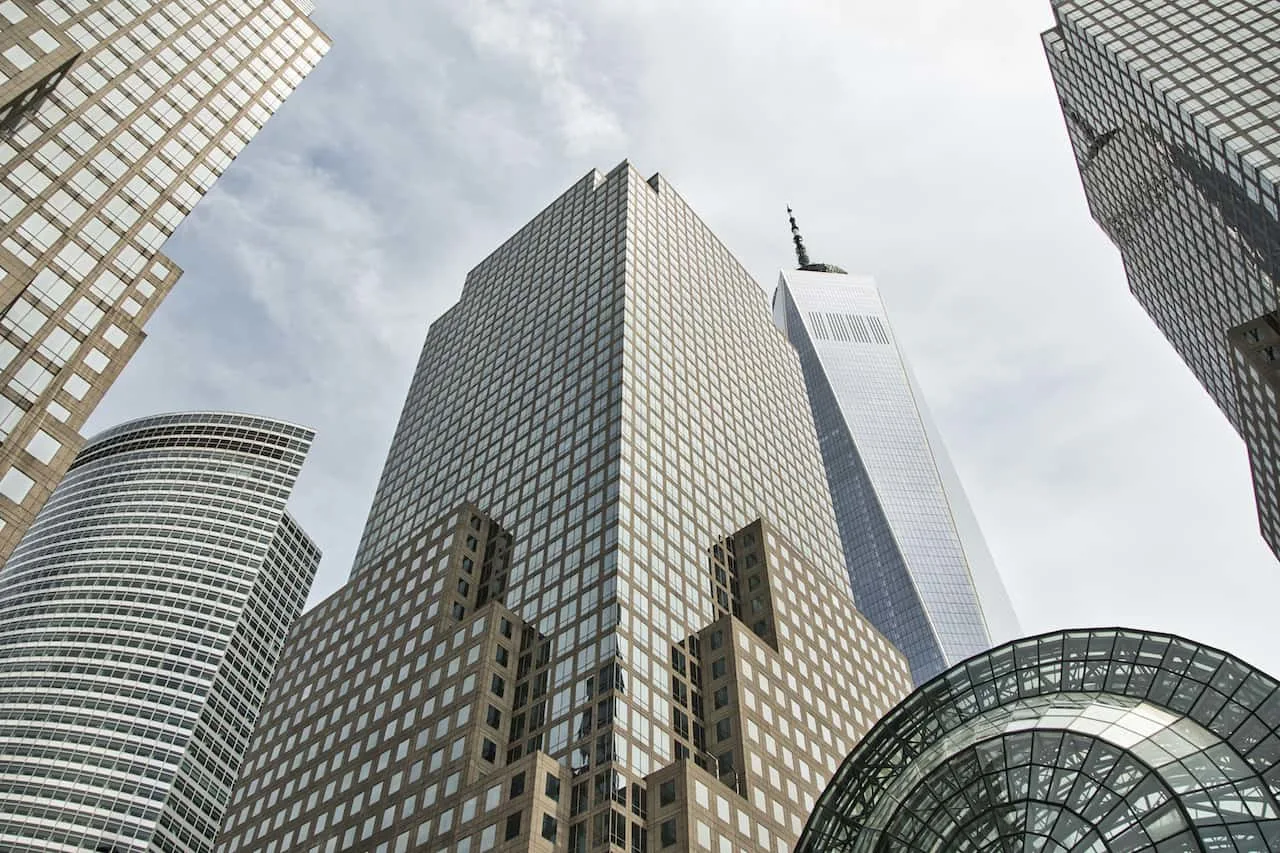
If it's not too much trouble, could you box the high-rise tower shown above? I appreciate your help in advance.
[772,212,1018,685]
[1043,0,1280,557]
[214,164,913,853]
[0,0,330,563]
[0,412,320,853]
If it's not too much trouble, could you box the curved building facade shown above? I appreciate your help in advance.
[799,628,1280,852]
[0,412,320,853]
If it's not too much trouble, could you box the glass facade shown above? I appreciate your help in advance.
[0,411,320,853]
[774,270,1018,685]
[799,627,1280,852]
[215,163,915,853]
[1043,0,1280,558]
[0,0,330,565]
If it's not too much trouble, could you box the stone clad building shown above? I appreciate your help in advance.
[214,163,914,853]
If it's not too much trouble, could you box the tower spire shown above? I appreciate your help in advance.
[785,205,848,275]
[787,205,812,268]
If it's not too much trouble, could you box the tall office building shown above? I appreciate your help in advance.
[772,215,1017,685]
[1043,1,1280,556]
[0,412,320,853]
[214,163,914,853]
[0,0,330,564]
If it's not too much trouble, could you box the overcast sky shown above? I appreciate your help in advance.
[89,0,1280,677]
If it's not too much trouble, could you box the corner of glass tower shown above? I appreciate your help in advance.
[773,266,1019,684]
[217,165,920,853]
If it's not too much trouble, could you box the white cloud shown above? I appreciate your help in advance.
[450,0,624,156]
[89,0,1280,680]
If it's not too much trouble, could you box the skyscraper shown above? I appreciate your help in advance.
[1043,1,1280,556]
[772,215,1017,685]
[214,163,914,853]
[799,628,1280,852]
[0,411,320,853]
[0,0,330,564]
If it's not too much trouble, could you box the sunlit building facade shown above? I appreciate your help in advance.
[1043,0,1280,559]
[774,262,1018,685]
[0,412,320,852]
[0,0,329,564]
[214,163,914,853]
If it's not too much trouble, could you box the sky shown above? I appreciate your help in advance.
[89,0,1280,677]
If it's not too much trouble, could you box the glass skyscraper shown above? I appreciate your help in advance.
[799,628,1280,852]
[0,411,320,852]
[1043,0,1280,558]
[0,0,330,565]
[773,253,1018,685]
[214,163,914,853]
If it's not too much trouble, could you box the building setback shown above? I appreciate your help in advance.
[214,163,914,853]
[773,245,1018,685]
[1043,0,1280,556]
[0,412,321,853]
[0,0,329,564]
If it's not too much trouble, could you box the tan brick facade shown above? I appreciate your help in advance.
[0,0,329,564]
[217,505,910,853]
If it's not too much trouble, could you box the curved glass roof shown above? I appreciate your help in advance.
[797,628,1280,852]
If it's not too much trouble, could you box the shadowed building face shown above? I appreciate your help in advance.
[1043,0,1280,561]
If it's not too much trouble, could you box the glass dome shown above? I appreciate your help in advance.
[797,628,1280,852]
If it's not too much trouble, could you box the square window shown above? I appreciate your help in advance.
[25,429,59,465]
[84,347,109,373]
[504,811,521,841]
[0,467,34,503]
[29,29,59,54]
[541,815,558,842]
[3,44,34,70]
[711,658,727,679]
[660,819,677,847]
[103,324,128,348]
[659,780,676,807]
[0,2,26,24]
[545,773,560,802]
[510,772,525,798]
[481,739,497,763]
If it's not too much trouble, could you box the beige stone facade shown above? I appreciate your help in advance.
[216,165,914,852]
[0,0,329,565]
[216,503,910,853]
[0,1,80,136]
